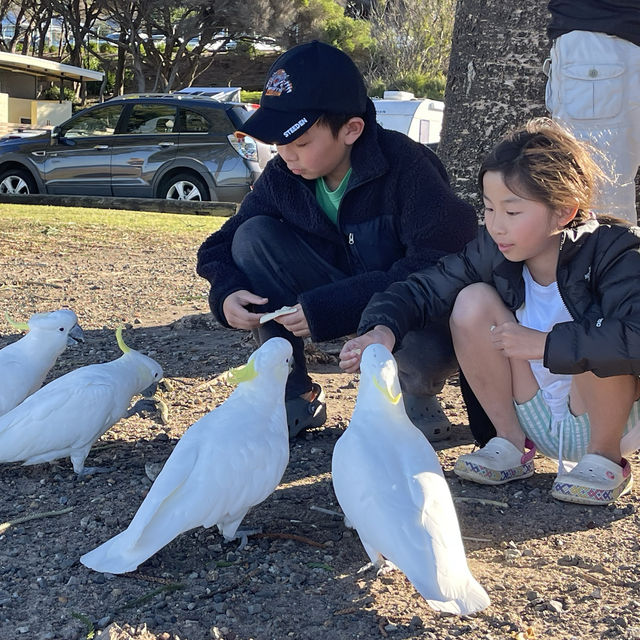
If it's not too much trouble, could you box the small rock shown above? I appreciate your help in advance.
[548,600,563,613]
[97,615,112,628]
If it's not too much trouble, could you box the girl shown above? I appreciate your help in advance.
[340,118,640,506]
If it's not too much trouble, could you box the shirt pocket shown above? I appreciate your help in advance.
[561,62,625,120]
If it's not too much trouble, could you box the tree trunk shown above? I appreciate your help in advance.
[438,1,550,211]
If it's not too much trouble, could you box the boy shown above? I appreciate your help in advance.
[196,41,477,439]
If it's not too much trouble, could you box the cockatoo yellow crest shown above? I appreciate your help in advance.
[80,337,292,574]
[332,343,490,615]
[226,360,258,384]
[4,313,29,332]
[0,309,84,416]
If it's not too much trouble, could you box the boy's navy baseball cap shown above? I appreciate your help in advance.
[238,40,367,145]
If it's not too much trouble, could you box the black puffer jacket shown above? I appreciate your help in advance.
[359,220,640,377]
[196,99,477,342]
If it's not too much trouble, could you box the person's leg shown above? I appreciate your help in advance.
[449,283,537,450]
[550,373,640,505]
[394,322,458,441]
[570,372,640,463]
[231,215,348,401]
[449,283,539,485]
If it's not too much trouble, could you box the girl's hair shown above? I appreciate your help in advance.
[478,118,615,227]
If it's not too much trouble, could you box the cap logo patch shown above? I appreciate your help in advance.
[265,69,292,96]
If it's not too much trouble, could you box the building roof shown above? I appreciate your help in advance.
[0,51,103,82]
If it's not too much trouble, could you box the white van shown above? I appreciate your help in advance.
[372,91,444,146]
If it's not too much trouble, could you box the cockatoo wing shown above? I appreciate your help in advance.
[0,372,125,466]
[333,423,489,615]
[82,400,288,573]
[0,349,44,415]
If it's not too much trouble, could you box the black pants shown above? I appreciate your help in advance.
[231,216,459,401]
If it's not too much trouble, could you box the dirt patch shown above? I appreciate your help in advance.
[1,216,640,640]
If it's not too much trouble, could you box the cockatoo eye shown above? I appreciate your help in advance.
[59,327,64,332]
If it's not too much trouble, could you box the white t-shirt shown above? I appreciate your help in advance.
[515,265,573,422]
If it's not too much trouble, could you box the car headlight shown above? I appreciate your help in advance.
[228,133,258,162]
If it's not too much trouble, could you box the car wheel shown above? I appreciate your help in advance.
[159,172,209,201]
[0,168,37,195]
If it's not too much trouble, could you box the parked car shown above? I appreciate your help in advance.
[0,93,274,202]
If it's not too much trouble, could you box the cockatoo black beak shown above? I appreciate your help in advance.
[141,381,159,398]
[67,323,85,346]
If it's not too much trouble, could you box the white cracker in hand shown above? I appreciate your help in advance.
[259,305,298,325]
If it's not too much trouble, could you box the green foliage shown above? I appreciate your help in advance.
[241,90,262,104]
[0,204,226,236]
[70,612,95,640]
[294,0,372,59]
[367,71,446,100]
[366,0,455,97]
[41,85,80,104]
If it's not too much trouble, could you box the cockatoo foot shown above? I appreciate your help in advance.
[224,527,263,551]
[375,560,396,576]
[356,561,375,574]
[76,465,116,477]
[356,558,394,576]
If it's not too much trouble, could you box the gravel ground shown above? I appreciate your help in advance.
[2,212,640,640]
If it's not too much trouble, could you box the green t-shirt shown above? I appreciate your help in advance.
[315,168,352,225]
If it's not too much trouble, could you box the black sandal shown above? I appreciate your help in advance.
[286,383,327,438]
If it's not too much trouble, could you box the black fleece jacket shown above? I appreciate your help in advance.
[196,99,477,342]
[359,220,640,378]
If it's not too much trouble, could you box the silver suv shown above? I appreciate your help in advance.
[0,94,273,202]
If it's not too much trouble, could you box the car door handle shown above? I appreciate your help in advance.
[158,141,175,147]
[31,150,46,157]
[93,144,109,150]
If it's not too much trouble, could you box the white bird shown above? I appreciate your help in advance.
[331,344,490,615]
[80,337,292,574]
[0,327,163,474]
[0,309,84,416]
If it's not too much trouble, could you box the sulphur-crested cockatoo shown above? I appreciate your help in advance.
[332,344,490,615]
[0,309,84,416]
[0,327,162,474]
[80,337,292,574]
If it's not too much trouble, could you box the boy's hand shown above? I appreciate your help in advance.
[490,321,548,360]
[222,290,268,329]
[275,304,310,337]
[339,325,396,373]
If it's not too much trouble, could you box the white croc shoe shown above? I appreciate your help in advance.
[454,437,536,485]
[551,454,633,505]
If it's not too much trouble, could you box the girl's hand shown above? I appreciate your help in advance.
[275,304,310,337]
[339,325,396,373]
[490,321,548,360]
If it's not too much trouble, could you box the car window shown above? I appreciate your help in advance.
[177,107,234,135]
[181,109,210,133]
[125,104,177,134]
[60,104,124,138]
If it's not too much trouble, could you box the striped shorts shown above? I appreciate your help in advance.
[514,390,640,462]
